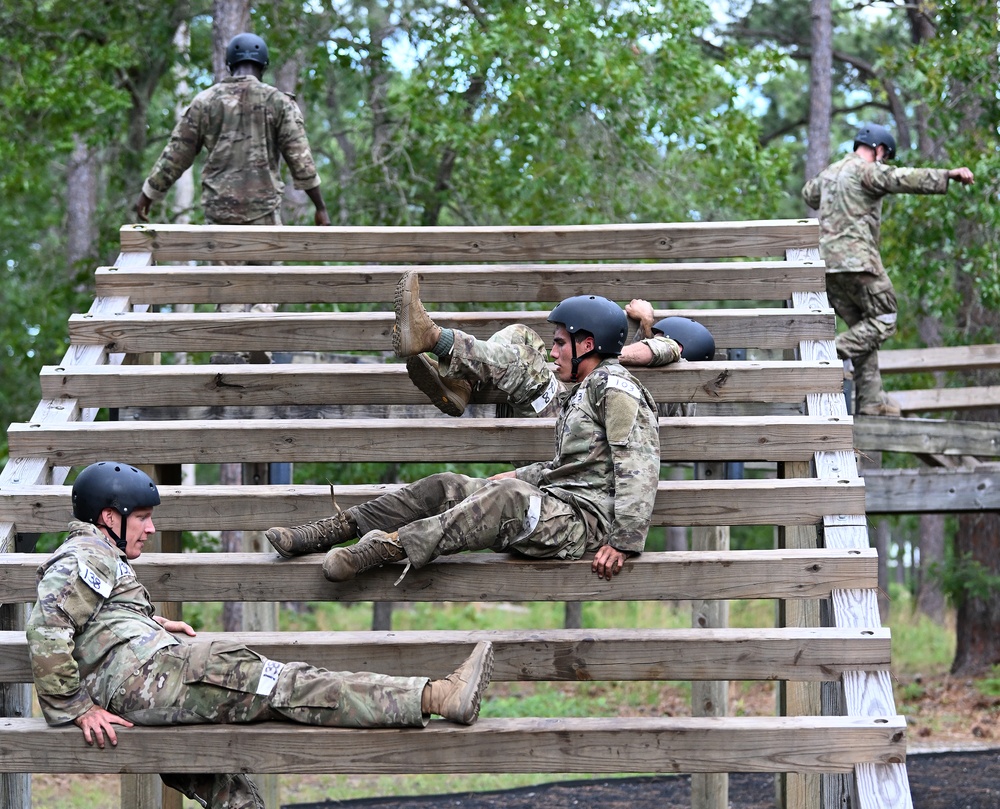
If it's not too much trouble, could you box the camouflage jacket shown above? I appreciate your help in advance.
[141,75,321,223]
[26,522,179,725]
[515,359,660,555]
[801,152,949,275]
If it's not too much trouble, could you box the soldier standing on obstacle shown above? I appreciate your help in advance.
[802,123,974,416]
[27,462,493,809]
[136,33,329,231]
[266,274,661,584]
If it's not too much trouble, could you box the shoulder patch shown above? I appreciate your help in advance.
[78,561,112,598]
[606,374,641,400]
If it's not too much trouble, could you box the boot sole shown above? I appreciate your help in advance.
[406,355,468,416]
[392,273,412,357]
[455,641,495,725]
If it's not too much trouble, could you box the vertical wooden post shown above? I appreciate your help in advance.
[242,461,279,809]
[776,460,822,809]
[691,462,729,809]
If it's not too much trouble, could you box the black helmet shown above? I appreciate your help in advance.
[226,33,269,70]
[653,317,716,361]
[72,462,160,525]
[854,123,896,160]
[547,295,628,356]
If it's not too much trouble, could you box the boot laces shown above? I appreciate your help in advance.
[350,535,404,572]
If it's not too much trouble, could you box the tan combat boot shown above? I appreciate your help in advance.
[323,530,406,582]
[393,270,441,357]
[406,354,472,416]
[265,511,358,558]
[423,641,495,725]
[858,394,902,417]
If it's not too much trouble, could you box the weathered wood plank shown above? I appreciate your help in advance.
[863,467,1000,513]
[0,627,892,684]
[94,261,828,305]
[879,344,1000,374]
[0,549,879,604]
[0,715,906,774]
[853,417,1000,457]
[66,309,836,353]
[39,361,844,408]
[6,416,856,466]
[893,385,1000,412]
[120,220,821,263]
[0,478,866,532]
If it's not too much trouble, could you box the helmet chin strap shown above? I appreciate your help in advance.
[102,511,128,552]
[569,336,596,382]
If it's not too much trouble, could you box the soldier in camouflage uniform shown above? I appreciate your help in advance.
[267,275,661,585]
[402,297,713,419]
[27,462,494,809]
[802,123,974,416]
[136,33,329,230]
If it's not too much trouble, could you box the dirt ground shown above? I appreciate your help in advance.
[285,678,1000,809]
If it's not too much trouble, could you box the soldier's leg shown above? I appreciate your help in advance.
[442,324,562,417]
[397,477,588,567]
[830,273,898,415]
[160,772,263,809]
[351,471,490,536]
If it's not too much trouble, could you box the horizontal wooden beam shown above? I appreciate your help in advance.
[120,220,821,263]
[66,309,836,353]
[894,385,1000,413]
[6,416,856,466]
[0,478,866,532]
[853,416,1000,457]
[0,549,879,603]
[39,361,844,408]
[94,261,827,305]
[0,714,905,774]
[0,626,891,684]
[879,344,1000,374]
[863,466,1000,513]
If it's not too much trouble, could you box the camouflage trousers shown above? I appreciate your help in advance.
[441,324,688,418]
[441,325,564,417]
[826,271,898,413]
[352,471,594,568]
[109,640,427,808]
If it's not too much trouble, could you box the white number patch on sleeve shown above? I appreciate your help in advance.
[78,562,113,598]
[606,375,641,400]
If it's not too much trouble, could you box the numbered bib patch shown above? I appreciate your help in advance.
[78,561,112,598]
[530,374,560,413]
[606,375,641,400]
[256,659,285,696]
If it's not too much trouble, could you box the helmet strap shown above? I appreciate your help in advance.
[102,510,128,553]
[569,336,596,383]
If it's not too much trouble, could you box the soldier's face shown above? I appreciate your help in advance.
[123,508,156,559]
[551,326,594,382]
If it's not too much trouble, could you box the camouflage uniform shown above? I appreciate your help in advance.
[441,323,681,418]
[352,350,660,564]
[27,522,428,808]
[802,153,950,413]
[141,75,321,225]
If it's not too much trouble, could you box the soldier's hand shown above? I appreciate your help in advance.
[75,704,133,749]
[948,167,975,186]
[135,192,153,222]
[592,545,627,580]
[154,616,197,636]
[489,470,517,481]
[314,208,331,226]
[625,299,656,338]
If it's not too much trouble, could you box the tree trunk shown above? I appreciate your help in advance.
[952,510,1000,675]
[213,0,251,82]
[916,514,946,623]
[66,135,98,274]
[803,0,832,196]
